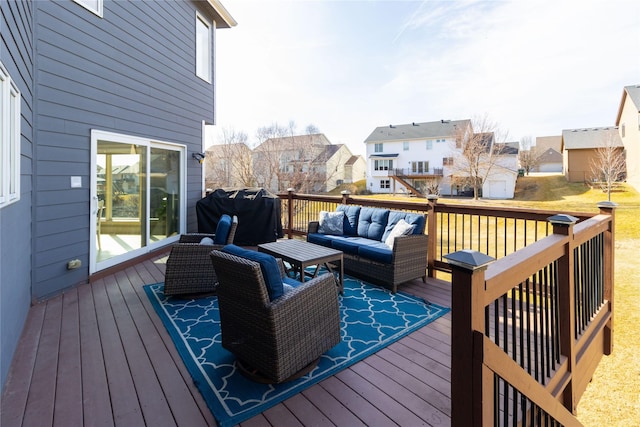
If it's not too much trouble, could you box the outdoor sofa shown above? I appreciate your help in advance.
[307,205,428,293]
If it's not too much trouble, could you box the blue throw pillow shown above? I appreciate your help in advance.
[221,244,284,300]
[336,205,361,236]
[213,214,232,244]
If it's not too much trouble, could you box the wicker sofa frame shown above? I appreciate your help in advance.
[307,221,428,294]
[163,217,237,297]
[210,250,341,383]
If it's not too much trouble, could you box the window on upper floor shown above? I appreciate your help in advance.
[443,157,454,166]
[374,159,393,171]
[196,13,212,83]
[0,62,21,208]
[73,0,103,17]
[403,141,409,151]
[374,143,383,153]
[426,140,433,150]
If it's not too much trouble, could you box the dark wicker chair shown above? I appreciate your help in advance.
[163,215,237,297]
[209,249,341,383]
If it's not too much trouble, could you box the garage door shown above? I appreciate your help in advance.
[488,180,507,199]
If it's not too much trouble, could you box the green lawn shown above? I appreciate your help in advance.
[361,174,640,426]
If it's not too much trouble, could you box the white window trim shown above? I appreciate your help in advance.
[72,0,103,17]
[0,62,21,208]
[195,12,212,83]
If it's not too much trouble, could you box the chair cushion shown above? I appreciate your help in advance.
[336,205,361,236]
[222,244,284,300]
[357,207,389,241]
[282,276,303,293]
[213,214,232,244]
[200,237,214,245]
[383,219,415,248]
[318,211,344,235]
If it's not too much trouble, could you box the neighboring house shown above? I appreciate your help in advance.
[310,144,365,192]
[205,142,254,189]
[344,155,367,186]
[561,127,624,182]
[253,133,330,192]
[0,0,235,389]
[615,84,640,191]
[364,120,471,196]
[534,136,563,173]
[483,142,519,199]
[363,119,518,199]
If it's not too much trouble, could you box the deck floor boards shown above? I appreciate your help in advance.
[1,250,453,427]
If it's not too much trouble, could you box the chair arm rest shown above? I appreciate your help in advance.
[308,221,320,234]
[179,233,217,244]
[270,273,339,321]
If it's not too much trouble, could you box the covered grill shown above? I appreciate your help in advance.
[196,188,283,246]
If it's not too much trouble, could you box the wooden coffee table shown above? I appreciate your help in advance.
[258,240,344,294]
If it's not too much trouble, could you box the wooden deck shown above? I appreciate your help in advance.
[1,250,453,427]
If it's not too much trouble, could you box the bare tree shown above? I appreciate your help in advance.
[205,127,254,189]
[589,132,626,201]
[449,115,508,200]
[518,136,540,175]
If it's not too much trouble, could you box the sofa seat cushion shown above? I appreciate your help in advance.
[329,236,370,255]
[336,205,361,236]
[307,232,334,247]
[222,244,284,301]
[358,241,393,264]
[357,207,389,241]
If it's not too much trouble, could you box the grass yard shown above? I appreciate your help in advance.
[361,173,640,426]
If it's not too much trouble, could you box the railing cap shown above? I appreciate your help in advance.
[444,250,494,270]
[597,201,618,209]
[341,190,351,195]
[426,194,439,201]
[547,214,579,225]
[287,188,295,192]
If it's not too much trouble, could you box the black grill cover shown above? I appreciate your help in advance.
[196,188,283,246]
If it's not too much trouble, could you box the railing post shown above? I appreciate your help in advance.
[445,250,495,426]
[286,188,295,239]
[597,201,617,355]
[548,214,579,413]
[340,190,351,205]
[427,194,439,277]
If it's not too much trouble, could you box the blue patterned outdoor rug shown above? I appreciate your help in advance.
[144,276,449,427]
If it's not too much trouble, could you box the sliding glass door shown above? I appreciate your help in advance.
[91,131,185,273]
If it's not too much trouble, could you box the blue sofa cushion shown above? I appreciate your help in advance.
[336,205,361,236]
[307,233,334,247]
[357,207,389,241]
[382,211,426,241]
[213,214,232,244]
[358,241,393,264]
[329,236,365,255]
[222,244,284,301]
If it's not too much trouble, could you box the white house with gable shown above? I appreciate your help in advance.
[363,119,518,198]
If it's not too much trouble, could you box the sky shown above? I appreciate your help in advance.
[212,0,640,156]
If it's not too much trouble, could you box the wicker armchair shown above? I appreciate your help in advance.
[210,249,341,383]
[163,215,237,297]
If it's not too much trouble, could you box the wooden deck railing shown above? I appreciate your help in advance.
[278,191,614,426]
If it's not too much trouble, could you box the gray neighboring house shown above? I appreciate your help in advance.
[534,136,563,173]
[0,0,235,389]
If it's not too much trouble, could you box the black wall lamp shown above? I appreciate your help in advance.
[192,152,206,164]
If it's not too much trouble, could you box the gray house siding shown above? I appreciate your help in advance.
[31,0,217,300]
[0,0,34,388]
